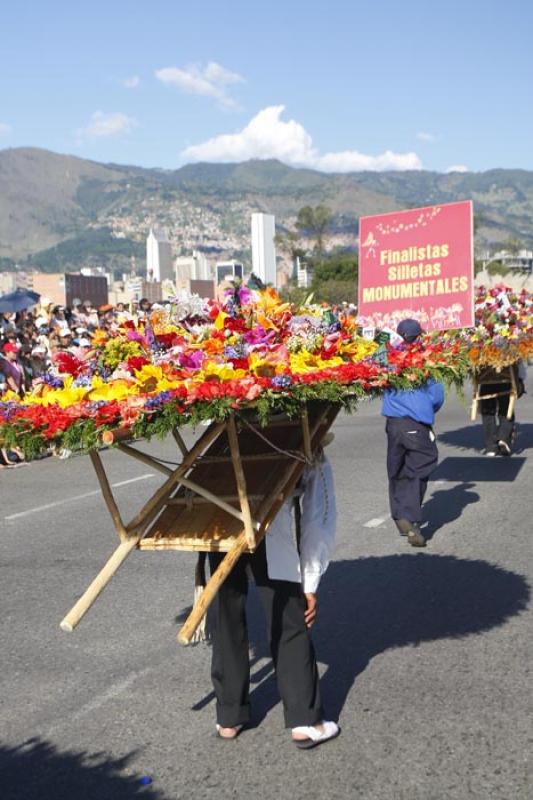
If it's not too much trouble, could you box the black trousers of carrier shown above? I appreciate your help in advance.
[386,416,439,525]
[208,539,323,729]
[480,382,515,450]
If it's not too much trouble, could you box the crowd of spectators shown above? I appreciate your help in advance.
[0,295,153,466]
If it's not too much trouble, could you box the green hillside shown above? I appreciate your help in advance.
[1,147,532,272]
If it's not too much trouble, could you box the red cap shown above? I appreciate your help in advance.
[2,341,20,354]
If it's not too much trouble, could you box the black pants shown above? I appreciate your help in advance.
[480,383,514,450]
[208,540,323,728]
[386,417,438,524]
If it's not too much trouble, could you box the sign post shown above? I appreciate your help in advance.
[358,200,474,331]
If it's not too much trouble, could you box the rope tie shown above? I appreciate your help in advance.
[239,417,310,464]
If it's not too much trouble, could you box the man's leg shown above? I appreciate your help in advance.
[401,422,439,527]
[208,552,251,728]
[496,389,514,453]
[480,386,499,454]
[385,419,408,527]
[250,541,323,728]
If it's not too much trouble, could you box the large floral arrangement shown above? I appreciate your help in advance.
[460,285,533,369]
[0,286,469,458]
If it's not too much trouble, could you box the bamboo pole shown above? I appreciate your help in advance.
[301,405,312,462]
[117,443,173,476]
[227,417,256,550]
[199,452,294,464]
[167,494,262,505]
[172,429,189,457]
[175,474,260,528]
[89,451,127,541]
[176,534,249,645]
[125,422,225,536]
[507,366,518,419]
[471,375,479,422]
[59,422,225,633]
[177,406,337,644]
[60,538,138,632]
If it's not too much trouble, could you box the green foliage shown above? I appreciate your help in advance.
[310,251,358,303]
[23,227,144,273]
[295,205,332,254]
[278,285,311,306]
[486,260,510,277]
[312,280,357,305]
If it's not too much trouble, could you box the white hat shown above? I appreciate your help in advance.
[58,325,72,337]
[40,297,53,308]
[78,337,91,347]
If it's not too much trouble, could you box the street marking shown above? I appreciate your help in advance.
[4,474,156,520]
[363,515,390,528]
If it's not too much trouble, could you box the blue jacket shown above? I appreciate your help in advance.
[381,380,445,426]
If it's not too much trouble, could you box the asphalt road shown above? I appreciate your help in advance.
[1,385,532,800]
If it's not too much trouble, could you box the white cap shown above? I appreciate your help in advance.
[78,337,91,347]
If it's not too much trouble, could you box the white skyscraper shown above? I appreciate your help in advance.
[146,227,173,282]
[175,250,211,283]
[251,213,277,287]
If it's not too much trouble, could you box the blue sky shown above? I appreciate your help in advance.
[1,0,532,173]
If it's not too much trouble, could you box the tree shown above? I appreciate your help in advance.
[295,205,332,256]
[503,236,523,255]
[310,251,358,303]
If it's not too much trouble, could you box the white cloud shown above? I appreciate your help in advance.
[155,61,244,109]
[0,122,12,136]
[122,75,140,89]
[79,111,138,139]
[416,131,437,142]
[447,164,469,173]
[182,106,422,172]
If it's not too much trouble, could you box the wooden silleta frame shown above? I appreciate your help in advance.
[60,402,338,644]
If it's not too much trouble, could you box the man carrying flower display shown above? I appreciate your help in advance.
[208,443,340,749]
[382,319,445,548]
[480,362,526,456]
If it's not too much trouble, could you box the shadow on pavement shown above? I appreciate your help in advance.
[244,554,529,724]
[439,422,533,454]
[422,481,480,540]
[431,456,525,482]
[0,739,165,800]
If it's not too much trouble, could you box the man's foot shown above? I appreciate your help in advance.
[498,440,511,456]
[407,524,426,548]
[394,518,412,536]
[216,724,243,740]
[292,721,340,749]
[484,449,498,457]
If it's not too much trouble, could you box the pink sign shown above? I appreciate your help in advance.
[358,200,474,331]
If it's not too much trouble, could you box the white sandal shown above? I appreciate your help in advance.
[291,721,340,749]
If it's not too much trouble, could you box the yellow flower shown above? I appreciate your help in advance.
[214,311,228,331]
[200,361,247,381]
[30,377,89,408]
[89,376,135,402]
[289,352,344,374]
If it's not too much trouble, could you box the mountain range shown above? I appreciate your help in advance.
[1,147,532,273]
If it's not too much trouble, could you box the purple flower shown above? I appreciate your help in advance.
[271,375,292,388]
[145,391,173,409]
[178,350,205,369]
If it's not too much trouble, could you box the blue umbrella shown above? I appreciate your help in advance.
[0,288,41,313]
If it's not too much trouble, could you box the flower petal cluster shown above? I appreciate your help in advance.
[2,285,532,458]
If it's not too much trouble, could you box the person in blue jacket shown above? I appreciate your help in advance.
[382,319,445,547]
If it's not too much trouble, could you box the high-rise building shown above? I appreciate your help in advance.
[175,250,212,283]
[215,260,243,284]
[251,213,276,287]
[146,227,173,282]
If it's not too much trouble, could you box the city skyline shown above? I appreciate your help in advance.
[1,0,532,173]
